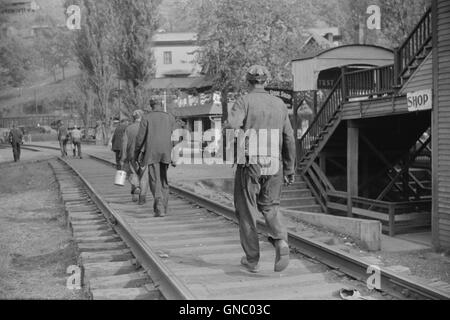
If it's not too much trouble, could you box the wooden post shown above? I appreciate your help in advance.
[313,90,318,115]
[319,154,327,174]
[341,67,347,101]
[393,47,400,87]
[347,120,359,217]
[389,204,395,237]
[362,153,370,198]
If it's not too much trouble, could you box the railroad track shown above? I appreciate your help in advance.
[0,144,41,152]
[26,145,450,300]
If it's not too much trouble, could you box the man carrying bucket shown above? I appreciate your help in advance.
[119,110,144,202]
[111,117,129,170]
[135,99,177,216]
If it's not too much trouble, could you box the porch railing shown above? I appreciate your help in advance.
[327,191,431,236]
[396,7,432,81]
[345,65,395,98]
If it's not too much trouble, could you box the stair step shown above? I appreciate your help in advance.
[283,205,322,213]
[282,190,312,198]
[281,197,317,207]
[284,182,307,190]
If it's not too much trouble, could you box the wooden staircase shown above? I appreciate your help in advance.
[281,176,322,212]
[395,7,433,86]
[298,77,344,172]
[294,6,434,231]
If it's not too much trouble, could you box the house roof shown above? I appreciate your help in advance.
[146,77,212,90]
[153,32,197,42]
[152,32,197,46]
[293,44,394,62]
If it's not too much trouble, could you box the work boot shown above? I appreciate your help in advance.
[274,240,290,272]
[154,211,165,218]
[138,196,146,206]
[240,256,260,273]
[132,188,140,202]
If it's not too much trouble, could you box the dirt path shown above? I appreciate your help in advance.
[0,160,85,299]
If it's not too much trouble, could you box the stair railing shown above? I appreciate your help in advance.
[395,7,432,83]
[298,76,344,160]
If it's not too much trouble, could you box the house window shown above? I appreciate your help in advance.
[163,51,172,64]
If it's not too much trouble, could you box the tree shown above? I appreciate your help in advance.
[196,0,315,118]
[108,0,161,113]
[378,0,431,46]
[0,37,33,88]
[310,0,431,47]
[72,0,117,145]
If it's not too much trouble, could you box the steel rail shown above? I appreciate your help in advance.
[29,147,450,300]
[170,185,450,301]
[57,156,197,300]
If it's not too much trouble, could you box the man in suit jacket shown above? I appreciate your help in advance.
[135,100,176,217]
[8,124,23,162]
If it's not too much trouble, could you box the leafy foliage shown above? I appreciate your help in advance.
[196,0,316,112]
[108,0,161,113]
[0,37,33,87]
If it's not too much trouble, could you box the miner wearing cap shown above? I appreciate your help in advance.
[120,109,144,202]
[224,65,296,273]
[135,99,177,216]
[111,117,129,170]
[8,124,23,162]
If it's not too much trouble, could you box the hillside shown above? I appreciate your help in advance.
[0,0,190,115]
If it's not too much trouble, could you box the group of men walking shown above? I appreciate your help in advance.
[111,65,296,274]
[34,65,296,274]
[113,100,176,218]
[57,123,83,159]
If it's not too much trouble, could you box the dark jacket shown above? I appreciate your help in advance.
[111,123,128,152]
[58,126,69,141]
[226,88,296,176]
[9,128,23,144]
[121,121,140,163]
[135,111,176,166]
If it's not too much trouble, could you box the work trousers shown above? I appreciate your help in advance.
[141,163,170,215]
[114,151,122,170]
[234,164,288,264]
[59,139,68,157]
[11,142,21,162]
[73,141,82,158]
[123,161,141,195]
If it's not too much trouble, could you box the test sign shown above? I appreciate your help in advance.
[407,89,432,112]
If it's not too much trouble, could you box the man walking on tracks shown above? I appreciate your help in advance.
[120,110,144,202]
[224,65,296,273]
[111,118,129,170]
[57,121,69,157]
[71,126,83,159]
[135,100,176,217]
[8,124,23,162]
